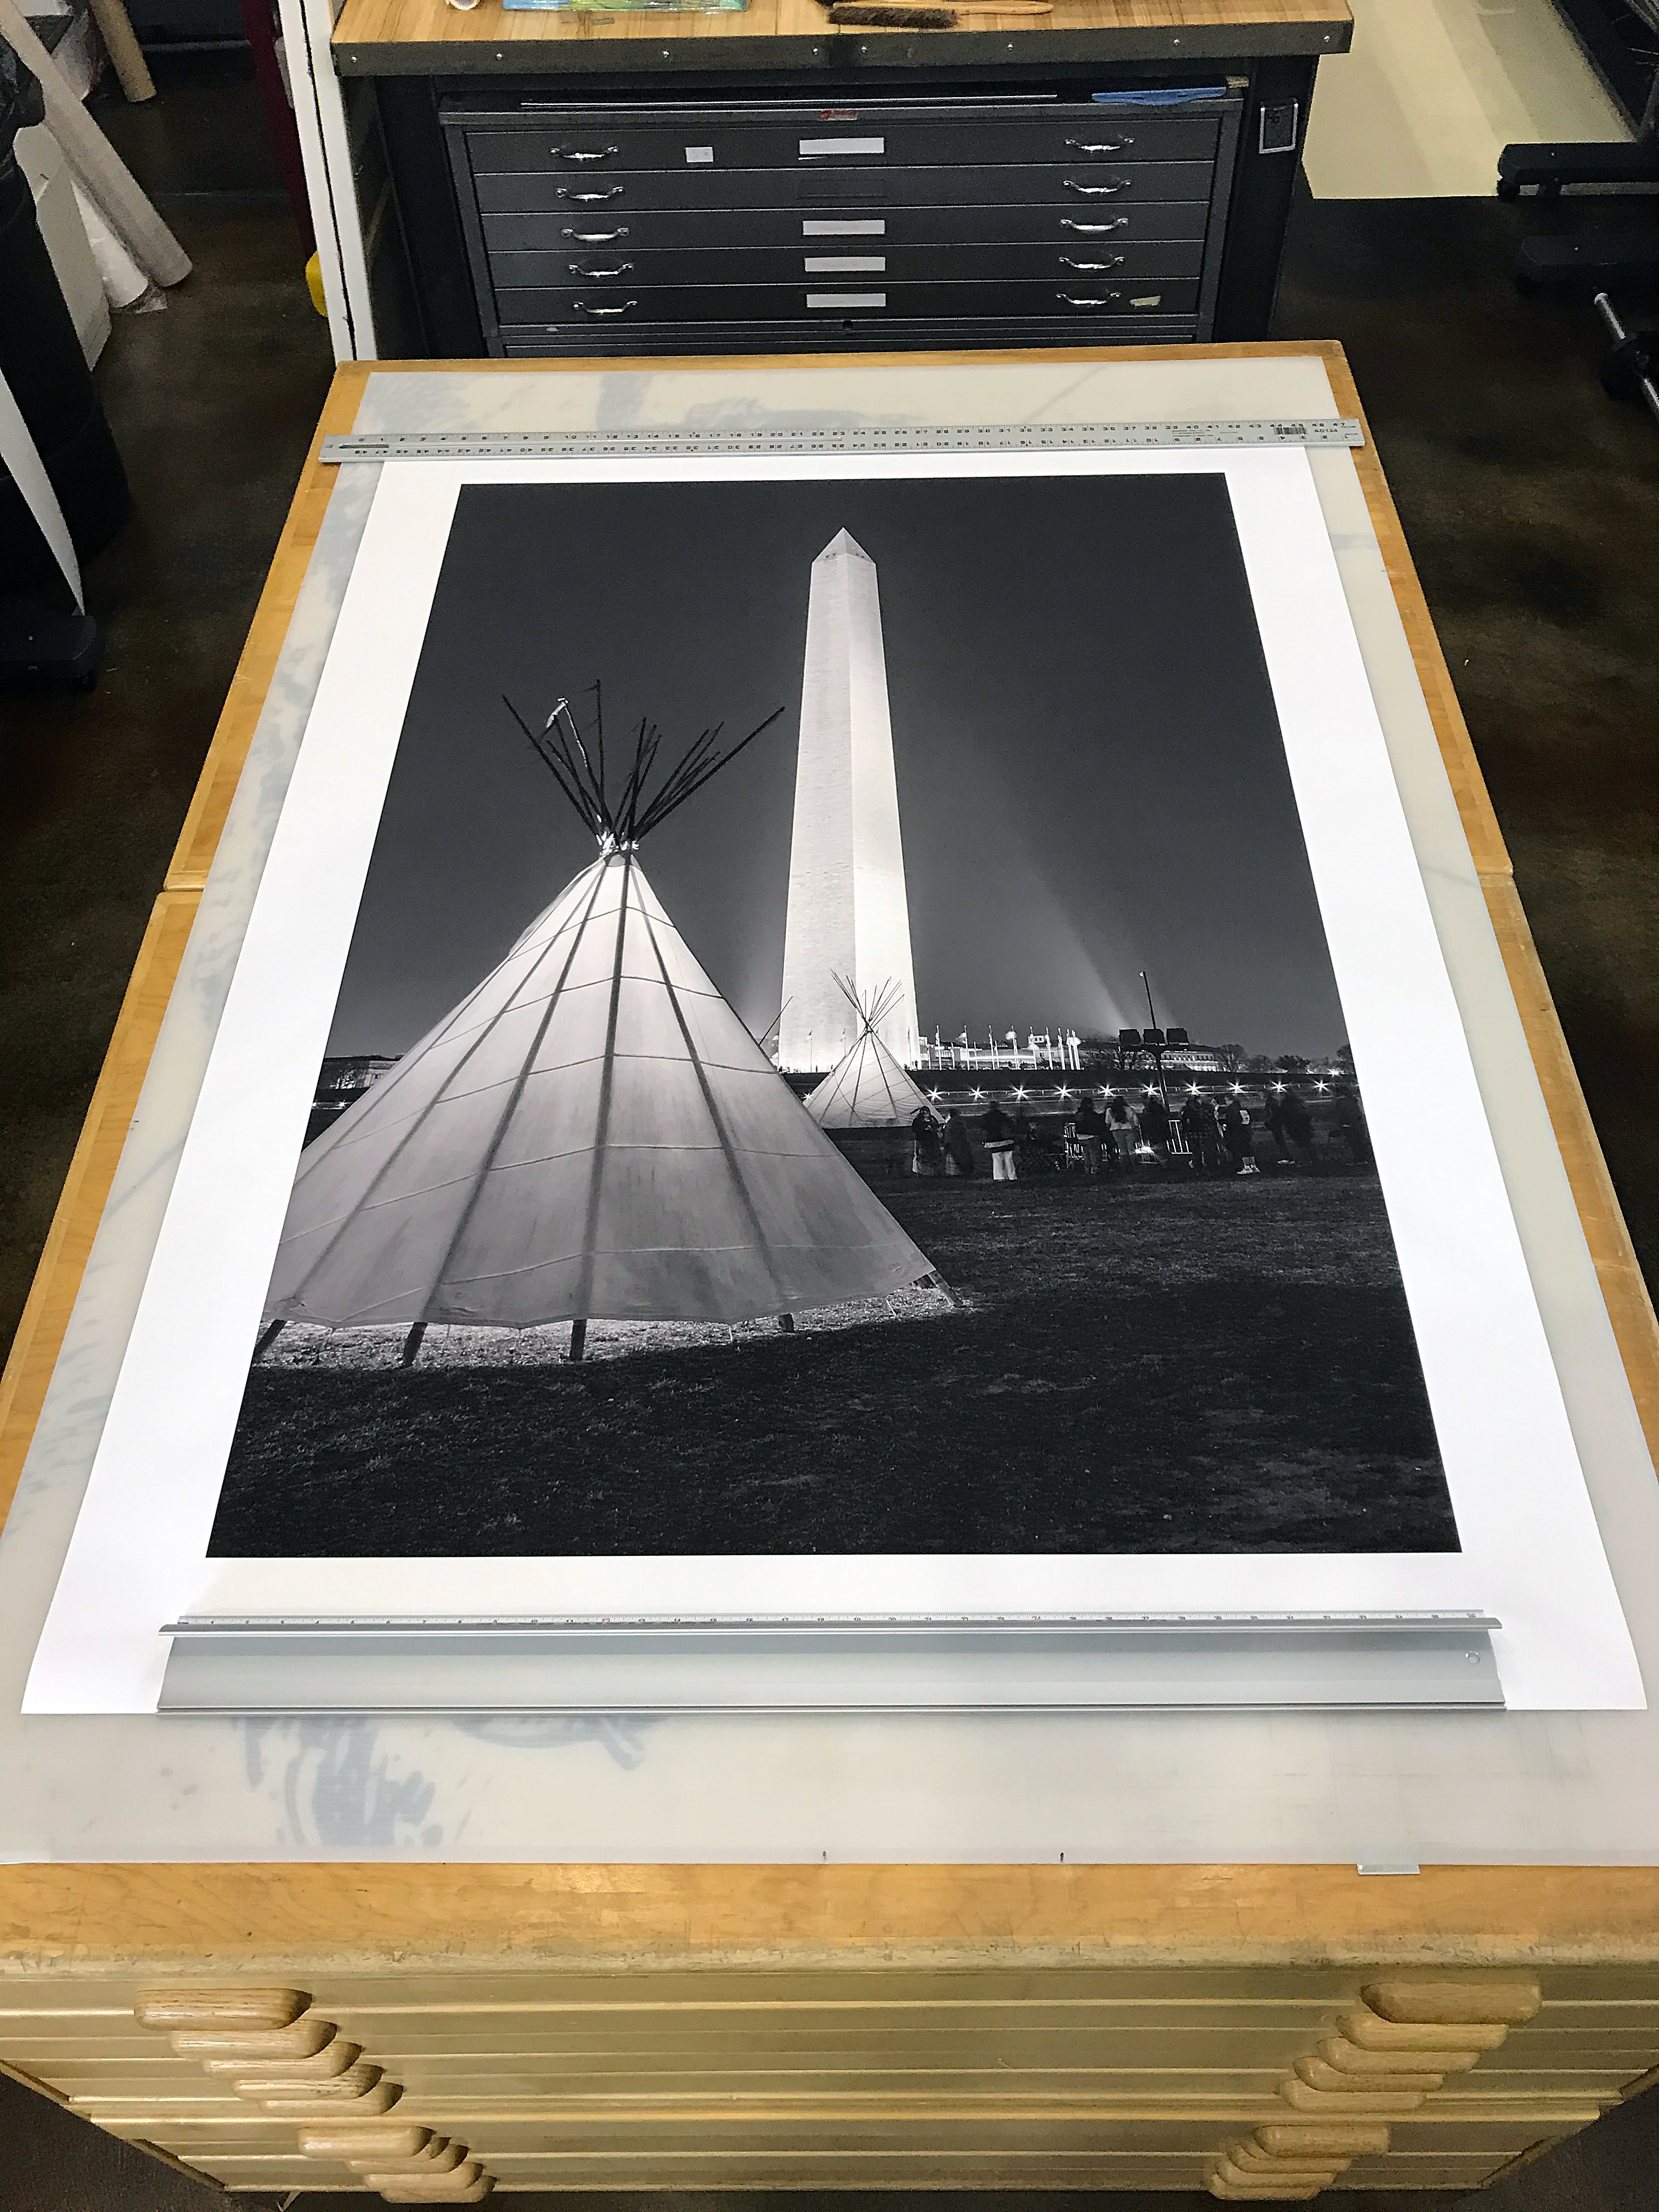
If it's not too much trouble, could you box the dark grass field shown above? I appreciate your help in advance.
[210,1169,1459,1558]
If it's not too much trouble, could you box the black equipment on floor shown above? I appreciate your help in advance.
[1497,62,1659,202]
[0,35,129,598]
[1497,50,1659,417]
[1594,291,1659,427]
[1498,59,1659,294]
[1514,227,1659,295]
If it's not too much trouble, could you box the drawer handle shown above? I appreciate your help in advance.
[1057,291,1122,308]
[562,225,629,242]
[554,145,619,163]
[569,261,634,279]
[1061,216,1128,233]
[1064,177,1131,196]
[558,185,625,203]
[1060,253,1124,271]
[1066,136,1132,154]
[573,298,637,316]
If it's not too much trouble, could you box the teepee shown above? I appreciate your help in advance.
[804,978,934,1131]
[261,689,935,1351]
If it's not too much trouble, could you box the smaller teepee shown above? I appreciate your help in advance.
[804,978,934,1131]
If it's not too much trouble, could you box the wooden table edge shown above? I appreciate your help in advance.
[6,1860,1659,1970]
[0,892,200,1531]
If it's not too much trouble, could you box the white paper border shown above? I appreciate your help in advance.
[24,448,1644,1713]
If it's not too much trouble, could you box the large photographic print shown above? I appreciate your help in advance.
[211,471,1458,1561]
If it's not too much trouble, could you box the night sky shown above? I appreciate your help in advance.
[324,471,1348,1061]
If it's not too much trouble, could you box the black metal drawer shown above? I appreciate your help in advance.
[462,114,1221,176]
[482,201,1211,253]
[475,161,1216,216]
[494,277,1201,326]
[445,89,1244,357]
[489,239,1206,289]
[499,312,1203,359]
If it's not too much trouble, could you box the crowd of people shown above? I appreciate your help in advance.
[906,1082,1373,1182]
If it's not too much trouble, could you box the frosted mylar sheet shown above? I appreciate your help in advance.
[1,358,1655,1859]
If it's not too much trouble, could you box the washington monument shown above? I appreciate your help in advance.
[778,531,918,1072]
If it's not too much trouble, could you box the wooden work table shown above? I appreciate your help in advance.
[318,0,1352,359]
[332,0,1352,77]
[2,345,1658,2203]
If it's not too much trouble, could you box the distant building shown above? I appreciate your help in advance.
[1082,1035,1236,1076]
[916,1027,1083,1074]
[304,1054,398,1146]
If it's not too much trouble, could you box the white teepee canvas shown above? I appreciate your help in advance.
[804,979,934,1131]
[263,847,935,1331]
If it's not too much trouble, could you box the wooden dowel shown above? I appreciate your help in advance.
[88,0,157,102]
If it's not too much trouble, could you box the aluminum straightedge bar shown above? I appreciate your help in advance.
[319,419,1366,466]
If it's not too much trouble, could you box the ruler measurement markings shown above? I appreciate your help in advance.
[320,419,1364,465]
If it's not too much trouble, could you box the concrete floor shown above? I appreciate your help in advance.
[1302,0,1628,199]
[2,43,1658,2212]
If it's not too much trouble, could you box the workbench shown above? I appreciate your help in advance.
[2,343,1658,2202]
[311,0,1352,360]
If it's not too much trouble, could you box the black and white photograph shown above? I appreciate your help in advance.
[210,470,1458,1562]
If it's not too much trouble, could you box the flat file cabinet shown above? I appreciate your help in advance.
[443,94,1242,357]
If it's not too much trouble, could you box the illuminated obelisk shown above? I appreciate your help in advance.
[778,531,918,1072]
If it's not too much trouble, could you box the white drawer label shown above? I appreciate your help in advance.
[799,136,885,157]
[684,146,714,165]
[806,292,887,308]
[804,255,887,273]
[802,218,886,236]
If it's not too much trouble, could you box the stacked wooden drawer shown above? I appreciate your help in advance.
[442,95,1242,358]
[7,1963,1659,2194]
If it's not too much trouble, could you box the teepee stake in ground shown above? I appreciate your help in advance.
[259,688,938,1364]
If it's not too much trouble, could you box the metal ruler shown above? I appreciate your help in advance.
[168,1609,1489,1633]
[319,418,1364,465]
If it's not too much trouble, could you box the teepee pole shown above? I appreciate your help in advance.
[636,725,715,832]
[252,1318,285,1361]
[400,1323,426,1368]
[634,707,787,838]
[568,1318,587,1362]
